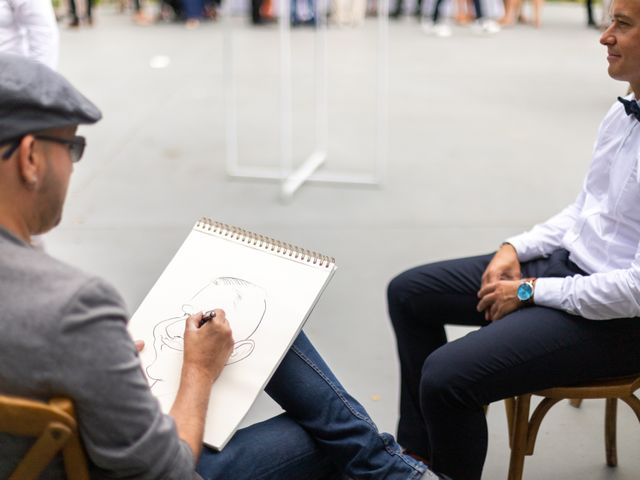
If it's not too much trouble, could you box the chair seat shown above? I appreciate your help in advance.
[534,375,640,399]
[506,373,640,480]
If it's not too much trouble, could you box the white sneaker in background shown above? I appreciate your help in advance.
[473,18,500,34]
[434,23,453,37]
[422,19,452,37]
[421,18,434,33]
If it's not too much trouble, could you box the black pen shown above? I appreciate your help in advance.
[198,310,217,328]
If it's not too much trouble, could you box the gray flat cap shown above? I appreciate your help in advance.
[0,53,102,144]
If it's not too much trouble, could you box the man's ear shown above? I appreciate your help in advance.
[16,135,40,189]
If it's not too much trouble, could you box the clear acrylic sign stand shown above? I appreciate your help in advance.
[222,0,389,200]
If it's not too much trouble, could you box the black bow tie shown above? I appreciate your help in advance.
[618,96,640,121]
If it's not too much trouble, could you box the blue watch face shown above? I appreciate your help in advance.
[517,282,533,301]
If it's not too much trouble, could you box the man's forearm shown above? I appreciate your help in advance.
[170,368,214,460]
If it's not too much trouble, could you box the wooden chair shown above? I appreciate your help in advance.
[504,375,640,480]
[0,395,89,480]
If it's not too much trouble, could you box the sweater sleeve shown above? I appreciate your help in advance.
[51,278,199,479]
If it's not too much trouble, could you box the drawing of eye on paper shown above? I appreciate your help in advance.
[146,277,267,393]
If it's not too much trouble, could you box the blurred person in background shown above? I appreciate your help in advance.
[0,0,58,68]
[68,0,94,27]
[131,0,153,25]
[291,0,316,25]
[499,0,543,27]
[390,0,422,20]
[1,0,58,252]
[251,0,265,24]
[422,0,499,36]
[332,0,367,26]
[182,0,203,29]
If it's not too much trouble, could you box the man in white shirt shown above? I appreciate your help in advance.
[0,0,59,69]
[387,1,640,479]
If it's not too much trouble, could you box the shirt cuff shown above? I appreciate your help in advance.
[532,277,565,310]
[503,236,540,262]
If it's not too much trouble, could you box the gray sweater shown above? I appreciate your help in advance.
[0,227,196,479]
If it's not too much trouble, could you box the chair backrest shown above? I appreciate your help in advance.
[0,395,89,480]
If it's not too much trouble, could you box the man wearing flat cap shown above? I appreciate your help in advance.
[0,53,445,480]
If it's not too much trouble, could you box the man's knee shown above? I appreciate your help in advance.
[419,347,478,411]
[387,270,416,312]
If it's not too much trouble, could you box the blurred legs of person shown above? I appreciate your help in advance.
[332,0,367,25]
[500,0,542,27]
[68,0,93,26]
[390,0,402,18]
[251,0,264,24]
[390,0,422,18]
[530,0,543,27]
[68,0,79,26]
[586,0,596,26]
[454,0,473,24]
[259,0,274,21]
[423,0,499,36]
[133,0,153,25]
[86,0,93,24]
[291,0,316,25]
[182,0,203,27]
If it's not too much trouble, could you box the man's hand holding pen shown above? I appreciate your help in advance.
[183,309,234,384]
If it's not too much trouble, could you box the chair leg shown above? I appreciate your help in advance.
[605,398,618,467]
[508,394,531,480]
[504,398,515,449]
[620,394,640,422]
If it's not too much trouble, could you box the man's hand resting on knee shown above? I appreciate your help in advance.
[477,243,523,321]
[477,280,522,321]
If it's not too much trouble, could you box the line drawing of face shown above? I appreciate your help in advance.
[146,277,267,396]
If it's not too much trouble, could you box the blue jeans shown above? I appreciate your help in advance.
[181,0,203,19]
[196,332,428,480]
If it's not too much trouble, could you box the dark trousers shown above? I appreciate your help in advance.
[69,0,93,21]
[182,0,203,19]
[392,0,423,16]
[586,0,596,25]
[251,0,262,23]
[432,0,481,22]
[387,250,640,480]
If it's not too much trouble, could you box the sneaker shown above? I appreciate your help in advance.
[473,18,500,34]
[433,23,452,37]
[422,19,452,37]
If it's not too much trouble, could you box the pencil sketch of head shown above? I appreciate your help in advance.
[146,277,267,393]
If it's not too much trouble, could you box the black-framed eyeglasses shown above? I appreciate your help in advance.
[34,135,86,163]
[1,135,86,163]
[1,138,21,160]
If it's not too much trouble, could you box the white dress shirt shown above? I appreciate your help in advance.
[506,95,640,320]
[0,0,58,69]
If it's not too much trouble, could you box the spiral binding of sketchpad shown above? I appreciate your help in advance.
[196,218,335,268]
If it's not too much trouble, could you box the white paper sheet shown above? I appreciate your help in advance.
[128,220,336,450]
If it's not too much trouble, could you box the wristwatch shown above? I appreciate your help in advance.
[517,279,536,305]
